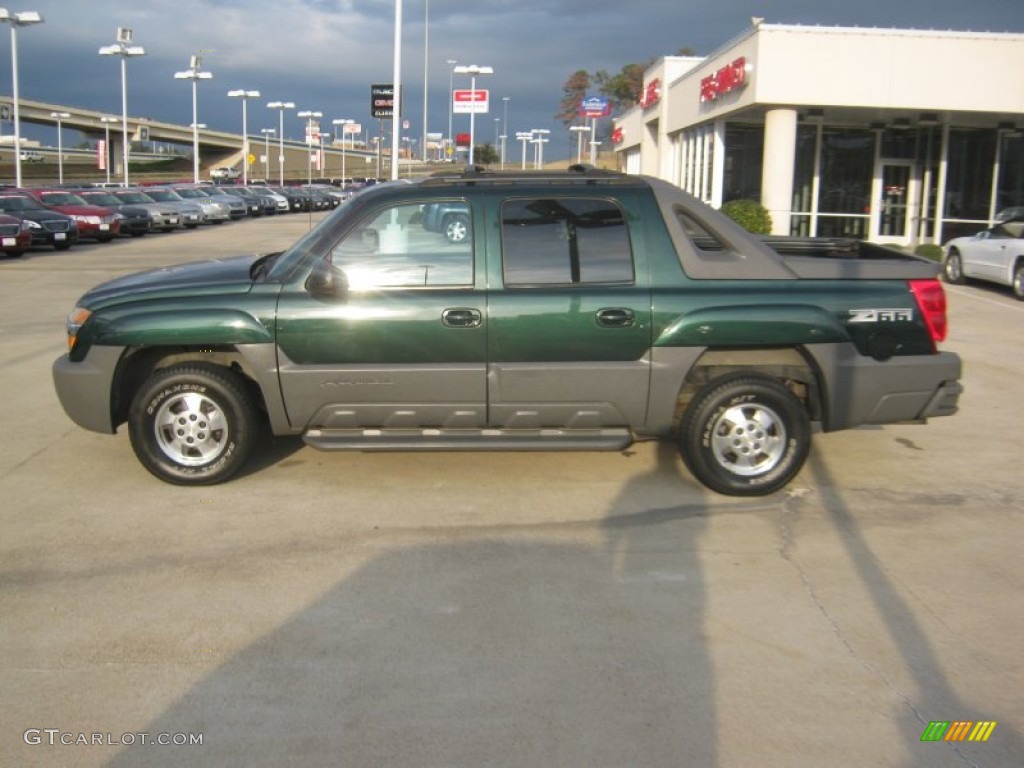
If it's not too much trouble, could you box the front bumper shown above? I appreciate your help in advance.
[52,346,125,434]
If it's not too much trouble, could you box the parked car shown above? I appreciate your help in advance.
[75,190,152,237]
[103,189,184,233]
[19,150,44,163]
[20,189,121,242]
[0,212,33,257]
[270,186,307,213]
[944,216,1024,299]
[138,188,204,229]
[242,185,290,214]
[202,185,254,219]
[0,194,78,250]
[421,201,471,243]
[210,167,241,180]
[229,186,278,216]
[159,186,231,224]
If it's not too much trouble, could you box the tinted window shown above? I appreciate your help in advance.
[501,198,633,286]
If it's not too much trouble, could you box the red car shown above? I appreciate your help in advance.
[20,189,121,242]
[0,213,33,257]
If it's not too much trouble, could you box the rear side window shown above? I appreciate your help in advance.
[501,197,634,286]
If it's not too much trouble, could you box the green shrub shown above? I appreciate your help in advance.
[721,199,773,234]
[914,243,943,262]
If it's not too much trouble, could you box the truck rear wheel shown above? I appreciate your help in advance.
[128,364,258,485]
[443,213,469,244]
[679,374,810,496]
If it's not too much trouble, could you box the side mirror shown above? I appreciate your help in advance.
[306,258,349,300]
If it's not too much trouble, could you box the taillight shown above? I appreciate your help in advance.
[909,279,948,346]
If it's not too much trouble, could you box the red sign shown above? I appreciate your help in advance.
[638,79,661,109]
[455,133,471,148]
[611,127,624,145]
[453,89,489,114]
[700,57,748,102]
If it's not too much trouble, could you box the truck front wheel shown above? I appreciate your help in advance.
[128,364,258,485]
[679,374,810,496]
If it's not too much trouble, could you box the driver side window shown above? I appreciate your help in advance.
[329,202,473,289]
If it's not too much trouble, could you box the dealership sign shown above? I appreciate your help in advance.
[579,97,611,118]
[371,84,395,118]
[638,79,661,109]
[700,57,749,102]
[453,89,489,114]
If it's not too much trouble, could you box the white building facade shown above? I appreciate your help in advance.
[612,23,1024,245]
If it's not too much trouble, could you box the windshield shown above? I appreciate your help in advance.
[81,194,120,206]
[265,206,350,282]
[0,196,40,211]
[117,192,154,203]
[41,192,88,205]
[145,190,182,202]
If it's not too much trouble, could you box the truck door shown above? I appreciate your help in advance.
[486,195,652,429]
[275,199,487,430]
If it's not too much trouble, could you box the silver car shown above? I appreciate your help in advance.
[162,186,232,225]
[943,216,1024,300]
[139,188,205,229]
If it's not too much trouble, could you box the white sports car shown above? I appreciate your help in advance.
[943,217,1024,300]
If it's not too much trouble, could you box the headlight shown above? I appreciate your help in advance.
[73,215,102,225]
[25,219,42,230]
[66,307,91,352]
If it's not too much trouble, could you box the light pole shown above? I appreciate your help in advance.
[99,27,144,187]
[446,58,457,161]
[100,115,118,184]
[227,89,260,184]
[260,128,275,181]
[0,8,44,189]
[570,125,591,164]
[453,64,493,165]
[297,110,322,186]
[332,118,353,186]
[501,96,510,168]
[531,128,550,169]
[390,0,402,181]
[516,131,531,170]
[267,101,294,184]
[49,111,69,184]
[174,55,213,184]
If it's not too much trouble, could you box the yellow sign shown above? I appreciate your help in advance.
[247,153,256,165]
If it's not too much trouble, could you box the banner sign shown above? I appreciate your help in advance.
[453,89,489,114]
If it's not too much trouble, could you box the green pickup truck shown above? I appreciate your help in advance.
[52,167,962,495]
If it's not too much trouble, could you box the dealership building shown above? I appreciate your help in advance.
[611,22,1024,245]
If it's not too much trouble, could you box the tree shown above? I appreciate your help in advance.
[555,70,591,128]
[595,61,652,114]
[473,143,499,165]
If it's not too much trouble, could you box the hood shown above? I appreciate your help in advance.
[79,253,264,308]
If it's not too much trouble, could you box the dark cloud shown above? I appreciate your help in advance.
[3,0,1022,160]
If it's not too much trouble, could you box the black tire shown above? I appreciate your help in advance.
[679,374,811,496]
[443,213,470,244]
[1013,262,1024,301]
[128,364,259,485]
[943,249,966,285]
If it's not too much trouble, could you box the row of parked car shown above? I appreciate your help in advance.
[0,182,351,257]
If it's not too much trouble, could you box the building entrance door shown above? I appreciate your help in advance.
[872,161,917,243]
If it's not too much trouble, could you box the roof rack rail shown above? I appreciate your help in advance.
[421,163,631,187]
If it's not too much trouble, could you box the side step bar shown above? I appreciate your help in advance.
[303,427,634,452]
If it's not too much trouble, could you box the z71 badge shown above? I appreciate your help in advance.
[849,308,914,323]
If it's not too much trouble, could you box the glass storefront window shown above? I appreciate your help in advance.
[723,124,763,202]
[945,129,997,220]
[997,133,1024,214]
[791,125,817,214]
[818,129,874,214]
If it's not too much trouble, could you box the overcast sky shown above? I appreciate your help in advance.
[4,0,1024,161]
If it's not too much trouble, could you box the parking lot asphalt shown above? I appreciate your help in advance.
[1,216,1021,767]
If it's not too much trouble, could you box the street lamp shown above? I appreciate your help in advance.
[260,128,275,181]
[174,55,213,184]
[516,131,531,170]
[531,128,550,169]
[297,109,322,186]
[99,27,145,187]
[570,125,591,164]
[0,8,44,189]
[266,101,294,184]
[453,64,493,165]
[332,118,354,186]
[49,111,69,184]
[501,96,510,168]
[99,115,118,184]
[227,88,260,184]
[446,58,457,161]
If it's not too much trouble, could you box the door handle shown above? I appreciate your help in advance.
[442,308,482,328]
[595,308,635,327]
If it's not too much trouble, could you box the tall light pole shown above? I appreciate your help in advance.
[531,128,550,169]
[1,8,44,189]
[390,0,402,181]
[49,111,69,184]
[99,27,144,187]
[516,131,531,170]
[260,128,274,181]
[453,64,493,165]
[332,118,353,186]
[227,89,260,184]
[570,125,591,164]
[297,109,322,186]
[446,58,457,161]
[267,101,293,184]
[174,55,213,184]
[422,0,429,162]
[100,115,118,184]
[501,96,510,168]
